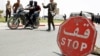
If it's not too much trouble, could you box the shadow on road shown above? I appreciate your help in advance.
[53,52,63,56]
[5,28,33,30]
[53,51,100,56]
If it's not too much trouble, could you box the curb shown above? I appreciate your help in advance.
[0,22,61,27]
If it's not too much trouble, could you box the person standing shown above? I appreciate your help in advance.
[13,0,23,13]
[6,0,11,22]
[63,14,66,20]
[42,0,57,31]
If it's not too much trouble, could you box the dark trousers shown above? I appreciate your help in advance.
[47,14,55,30]
[25,13,33,27]
[31,12,39,25]
[6,10,11,22]
[25,13,39,27]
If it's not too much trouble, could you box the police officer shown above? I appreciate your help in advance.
[42,0,57,31]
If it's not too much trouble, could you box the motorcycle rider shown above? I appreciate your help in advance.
[24,0,34,29]
[24,0,41,29]
[31,1,41,27]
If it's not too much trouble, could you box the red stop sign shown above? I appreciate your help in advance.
[57,16,97,56]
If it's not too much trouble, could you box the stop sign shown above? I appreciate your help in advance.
[57,16,97,56]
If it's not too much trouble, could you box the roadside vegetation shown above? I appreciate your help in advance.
[0,17,64,23]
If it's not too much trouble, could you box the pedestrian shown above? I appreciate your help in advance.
[13,0,23,13]
[5,0,11,22]
[42,0,57,31]
[96,13,100,24]
[12,0,25,25]
[63,14,66,20]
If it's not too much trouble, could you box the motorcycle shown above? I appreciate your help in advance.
[7,8,40,29]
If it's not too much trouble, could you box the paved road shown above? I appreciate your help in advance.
[0,23,61,56]
[0,23,100,56]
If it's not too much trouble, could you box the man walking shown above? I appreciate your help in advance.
[42,0,57,31]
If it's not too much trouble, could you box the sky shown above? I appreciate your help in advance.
[0,0,100,17]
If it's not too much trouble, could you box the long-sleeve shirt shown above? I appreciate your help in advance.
[43,2,57,15]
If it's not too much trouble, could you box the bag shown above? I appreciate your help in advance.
[50,11,56,16]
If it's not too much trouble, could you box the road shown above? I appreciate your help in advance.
[0,23,100,56]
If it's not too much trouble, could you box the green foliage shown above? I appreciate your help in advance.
[0,17,5,22]
[0,10,3,18]
[0,17,64,23]
[40,18,64,23]
[0,10,3,13]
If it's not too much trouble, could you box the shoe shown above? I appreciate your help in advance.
[24,24,29,28]
[33,26,36,29]
[46,29,50,31]
[24,26,27,29]
[30,27,33,30]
